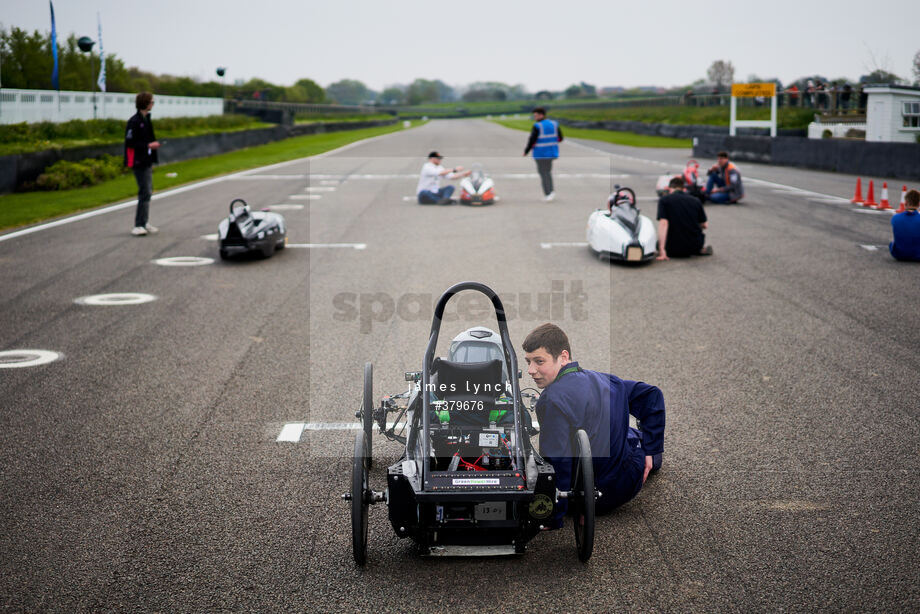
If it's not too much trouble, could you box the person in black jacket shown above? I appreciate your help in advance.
[125,92,161,236]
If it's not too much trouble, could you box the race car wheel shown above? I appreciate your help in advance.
[363,362,373,467]
[351,430,370,566]
[571,428,595,562]
[261,242,275,259]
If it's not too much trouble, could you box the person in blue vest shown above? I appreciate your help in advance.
[523,107,564,201]
[890,189,920,261]
[523,323,665,528]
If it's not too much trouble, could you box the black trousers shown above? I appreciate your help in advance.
[133,166,153,227]
[535,158,554,195]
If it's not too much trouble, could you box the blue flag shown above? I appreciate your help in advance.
[50,1,59,90]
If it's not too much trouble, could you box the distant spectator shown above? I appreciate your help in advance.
[656,176,712,260]
[816,81,827,110]
[806,79,816,108]
[683,89,696,106]
[890,189,920,262]
[787,84,800,107]
[858,86,868,113]
[841,83,852,113]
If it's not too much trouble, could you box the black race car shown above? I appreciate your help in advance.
[345,282,597,564]
[218,199,287,259]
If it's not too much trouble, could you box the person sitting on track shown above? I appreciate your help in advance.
[657,176,713,260]
[890,188,920,262]
[416,151,471,205]
[523,323,665,529]
[703,151,744,204]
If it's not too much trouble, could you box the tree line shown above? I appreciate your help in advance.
[4,28,917,107]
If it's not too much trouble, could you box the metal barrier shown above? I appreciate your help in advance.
[0,88,224,124]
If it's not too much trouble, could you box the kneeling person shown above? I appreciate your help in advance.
[523,323,665,528]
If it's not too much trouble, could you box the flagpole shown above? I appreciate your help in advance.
[97,12,105,119]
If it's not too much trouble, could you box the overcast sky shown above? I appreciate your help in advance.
[4,0,919,91]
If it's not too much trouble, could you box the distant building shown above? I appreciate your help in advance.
[864,85,920,143]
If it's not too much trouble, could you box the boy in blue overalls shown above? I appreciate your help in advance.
[523,323,665,528]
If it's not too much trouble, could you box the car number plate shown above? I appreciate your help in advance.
[475,503,506,520]
[627,246,642,261]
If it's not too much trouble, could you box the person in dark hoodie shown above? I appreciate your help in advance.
[125,91,161,236]
[523,323,665,528]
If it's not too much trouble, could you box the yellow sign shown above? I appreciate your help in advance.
[731,83,776,97]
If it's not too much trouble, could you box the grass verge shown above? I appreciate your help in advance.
[491,119,690,149]
[552,105,816,130]
[0,121,420,232]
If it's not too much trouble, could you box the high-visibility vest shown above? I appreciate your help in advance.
[533,119,559,159]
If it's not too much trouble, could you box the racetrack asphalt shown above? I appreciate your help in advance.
[1,119,917,612]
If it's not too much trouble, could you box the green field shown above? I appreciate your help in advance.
[552,105,816,130]
[0,121,421,231]
[492,119,691,149]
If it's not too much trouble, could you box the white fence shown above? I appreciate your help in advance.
[0,88,224,124]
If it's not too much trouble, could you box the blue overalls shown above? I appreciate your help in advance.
[535,362,665,526]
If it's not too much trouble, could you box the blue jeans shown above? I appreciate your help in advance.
[705,173,733,204]
[417,185,454,204]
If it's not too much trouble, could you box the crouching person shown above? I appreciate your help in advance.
[523,323,665,528]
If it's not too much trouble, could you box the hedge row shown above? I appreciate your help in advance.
[27,155,127,191]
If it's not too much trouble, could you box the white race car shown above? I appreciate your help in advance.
[586,186,657,262]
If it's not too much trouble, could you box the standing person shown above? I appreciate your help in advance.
[416,151,470,204]
[656,176,713,260]
[125,92,160,236]
[890,189,920,262]
[523,323,665,528]
[841,83,852,113]
[703,151,744,204]
[523,107,563,201]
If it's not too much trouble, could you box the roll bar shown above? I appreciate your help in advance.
[419,282,525,488]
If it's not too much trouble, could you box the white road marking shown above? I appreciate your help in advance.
[266,204,305,210]
[306,186,336,192]
[0,350,62,368]
[277,423,307,442]
[277,421,409,442]
[320,180,339,185]
[541,242,589,249]
[228,174,309,180]
[75,293,157,306]
[859,244,880,251]
[152,256,215,266]
[853,208,884,215]
[288,194,321,200]
[201,234,218,241]
[287,243,366,250]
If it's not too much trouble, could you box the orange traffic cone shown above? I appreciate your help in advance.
[851,178,864,204]
[877,182,892,210]
[863,180,877,207]
[895,185,907,213]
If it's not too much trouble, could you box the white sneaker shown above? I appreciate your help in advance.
[144,224,159,234]
[545,192,556,202]
[131,226,148,236]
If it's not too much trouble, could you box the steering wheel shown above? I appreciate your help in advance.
[607,187,636,213]
[229,198,249,215]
